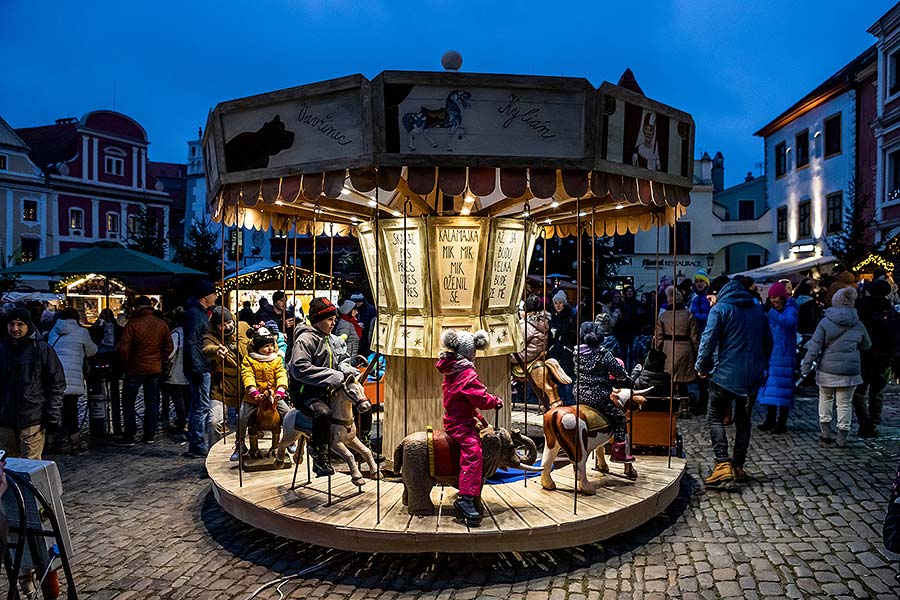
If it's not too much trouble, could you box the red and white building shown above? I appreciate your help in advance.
[13,110,172,257]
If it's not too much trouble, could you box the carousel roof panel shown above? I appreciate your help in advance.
[204,70,695,237]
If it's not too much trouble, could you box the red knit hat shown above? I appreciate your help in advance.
[308,297,337,324]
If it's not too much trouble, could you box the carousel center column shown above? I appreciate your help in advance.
[357,216,538,465]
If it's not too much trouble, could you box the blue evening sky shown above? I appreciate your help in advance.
[0,1,891,187]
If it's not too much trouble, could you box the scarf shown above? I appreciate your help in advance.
[342,314,362,338]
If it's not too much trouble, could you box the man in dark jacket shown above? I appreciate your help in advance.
[255,291,295,346]
[184,280,218,457]
[0,308,65,459]
[696,277,772,488]
[854,279,899,438]
[118,296,174,445]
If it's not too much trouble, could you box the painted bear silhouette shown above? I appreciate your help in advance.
[224,115,295,172]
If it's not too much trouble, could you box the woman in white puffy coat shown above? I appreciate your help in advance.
[47,307,97,452]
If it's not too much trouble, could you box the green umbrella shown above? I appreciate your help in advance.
[2,245,205,277]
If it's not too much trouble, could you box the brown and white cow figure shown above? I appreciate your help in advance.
[520,388,650,494]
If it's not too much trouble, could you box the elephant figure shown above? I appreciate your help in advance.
[394,427,538,517]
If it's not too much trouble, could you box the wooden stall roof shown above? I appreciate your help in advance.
[205,70,695,238]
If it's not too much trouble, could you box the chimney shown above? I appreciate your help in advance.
[745,171,754,182]
[712,151,724,193]
[698,152,712,183]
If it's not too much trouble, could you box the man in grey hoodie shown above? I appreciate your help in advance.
[696,276,772,487]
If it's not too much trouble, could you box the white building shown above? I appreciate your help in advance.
[750,45,877,279]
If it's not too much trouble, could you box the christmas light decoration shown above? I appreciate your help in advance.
[216,265,351,293]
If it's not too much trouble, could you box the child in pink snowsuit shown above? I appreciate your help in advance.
[436,329,503,526]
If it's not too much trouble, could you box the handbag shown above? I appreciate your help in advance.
[800,325,853,383]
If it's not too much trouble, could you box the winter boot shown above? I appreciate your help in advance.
[610,441,635,464]
[68,433,83,455]
[310,444,334,477]
[732,465,748,483]
[819,422,834,444]
[757,406,776,432]
[772,407,790,434]
[704,461,734,487]
[835,429,849,448]
[454,494,482,526]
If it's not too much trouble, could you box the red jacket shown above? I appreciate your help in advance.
[437,355,502,429]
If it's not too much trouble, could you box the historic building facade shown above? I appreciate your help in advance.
[14,111,172,256]
[754,46,877,270]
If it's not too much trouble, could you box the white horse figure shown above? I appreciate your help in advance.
[277,377,382,486]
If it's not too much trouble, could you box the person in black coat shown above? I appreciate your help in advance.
[0,308,65,459]
[548,290,576,404]
[854,279,900,437]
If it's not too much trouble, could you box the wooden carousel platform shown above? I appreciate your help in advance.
[208,442,686,553]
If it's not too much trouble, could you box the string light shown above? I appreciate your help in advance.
[853,253,895,273]
[216,265,351,293]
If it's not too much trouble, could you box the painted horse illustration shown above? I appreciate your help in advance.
[401,90,472,151]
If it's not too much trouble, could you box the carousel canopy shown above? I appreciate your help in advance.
[204,70,695,237]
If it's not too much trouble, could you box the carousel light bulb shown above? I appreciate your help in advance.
[460,207,471,215]
[523,211,530,218]
[367,200,377,207]
[578,212,587,217]
[275,200,284,206]
[342,186,352,194]
[545,218,551,224]
[464,193,475,204]
[550,201,560,208]
[615,204,624,209]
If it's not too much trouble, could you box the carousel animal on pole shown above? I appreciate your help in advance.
[526,321,649,492]
[393,329,538,526]
[401,90,472,151]
[238,324,291,460]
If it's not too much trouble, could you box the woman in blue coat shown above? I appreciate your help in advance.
[758,281,799,433]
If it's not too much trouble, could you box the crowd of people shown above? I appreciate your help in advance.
[0,265,898,489]
[0,283,380,469]
[513,266,900,487]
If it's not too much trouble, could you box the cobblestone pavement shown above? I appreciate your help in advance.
[3,385,900,599]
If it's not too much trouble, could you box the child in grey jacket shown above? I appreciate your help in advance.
[801,287,871,447]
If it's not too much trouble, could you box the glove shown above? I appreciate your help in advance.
[352,354,368,368]
[339,363,359,377]
[274,388,286,400]
[247,387,261,400]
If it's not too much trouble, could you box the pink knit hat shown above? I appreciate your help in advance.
[767,281,789,298]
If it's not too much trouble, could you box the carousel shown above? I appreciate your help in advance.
[202,63,694,553]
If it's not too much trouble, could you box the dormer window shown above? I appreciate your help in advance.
[105,156,124,176]
[103,146,127,177]
[69,208,84,235]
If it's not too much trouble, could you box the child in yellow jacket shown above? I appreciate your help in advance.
[236,324,291,460]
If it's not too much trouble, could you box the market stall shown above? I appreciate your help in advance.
[203,67,694,552]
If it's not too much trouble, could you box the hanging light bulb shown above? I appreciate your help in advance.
[464,193,475,204]
[550,201,560,208]
[615,204,624,210]
[460,207,471,216]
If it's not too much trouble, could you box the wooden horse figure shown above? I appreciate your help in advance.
[277,376,382,486]
[522,387,651,493]
[248,390,281,459]
[401,90,472,151]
